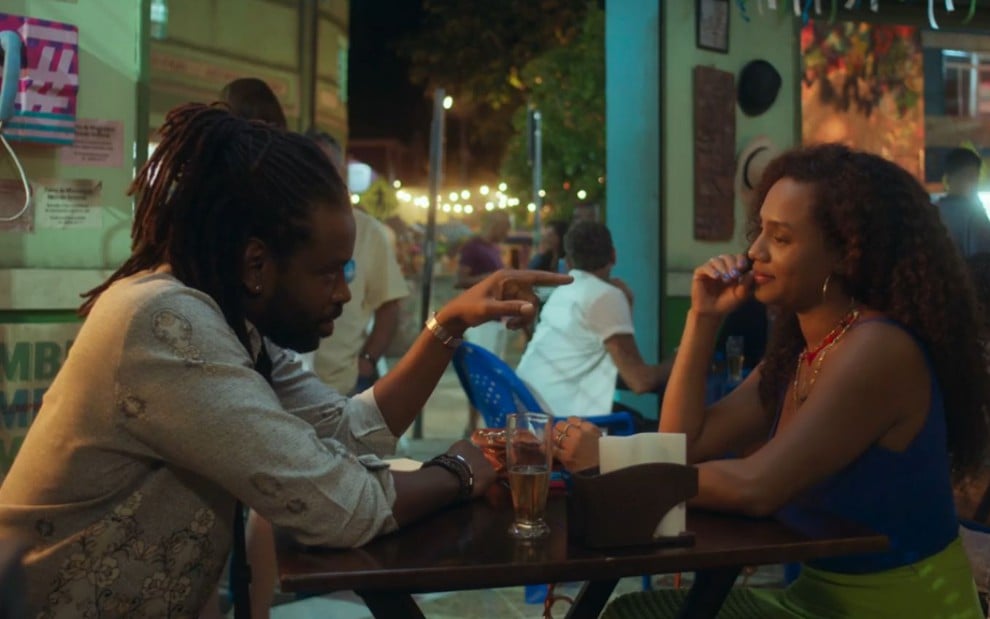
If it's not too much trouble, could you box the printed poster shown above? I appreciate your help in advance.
[58,119,125,168]
[0,322,80,480]
[35,178,103,230]
[0,13,79,145]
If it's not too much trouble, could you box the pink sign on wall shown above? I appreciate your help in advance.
[0,13,79,145]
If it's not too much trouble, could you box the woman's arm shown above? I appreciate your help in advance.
[691,321,930,516]
[660,254,772,463]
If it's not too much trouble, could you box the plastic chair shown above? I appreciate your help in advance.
[451,341,637,435]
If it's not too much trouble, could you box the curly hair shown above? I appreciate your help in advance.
[749,143,989,476]
[79,103,348,356]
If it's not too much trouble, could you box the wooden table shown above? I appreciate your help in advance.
[277,491,888,619]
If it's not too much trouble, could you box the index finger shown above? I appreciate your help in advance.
[504,269,574,287]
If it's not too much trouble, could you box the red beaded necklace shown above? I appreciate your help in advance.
[793,306,861,406]
[799,306,861,365]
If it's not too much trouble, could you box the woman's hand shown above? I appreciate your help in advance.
[438,269,573,333]
[552,417,602,472]
[691,254,753,317]
[445,440,497,499]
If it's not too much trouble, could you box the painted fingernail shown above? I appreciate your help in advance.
[721,273,732,282]
[729,269,740,277]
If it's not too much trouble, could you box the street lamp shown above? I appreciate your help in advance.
[414,88,450,439]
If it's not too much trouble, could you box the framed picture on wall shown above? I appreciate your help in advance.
[697,0,730,53]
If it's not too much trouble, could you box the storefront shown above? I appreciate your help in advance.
[606,0,990,414]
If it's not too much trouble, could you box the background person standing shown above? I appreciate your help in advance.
[308,131,409,394]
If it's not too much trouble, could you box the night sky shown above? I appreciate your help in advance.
[348,0,428,144]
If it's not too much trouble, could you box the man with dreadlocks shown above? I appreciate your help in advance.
[0,103,571,618]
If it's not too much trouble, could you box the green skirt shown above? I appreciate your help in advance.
[602,537,984,619]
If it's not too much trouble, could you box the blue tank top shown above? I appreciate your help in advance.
[773,319,959,574]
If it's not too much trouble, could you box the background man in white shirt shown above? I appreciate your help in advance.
[516,221,670,420]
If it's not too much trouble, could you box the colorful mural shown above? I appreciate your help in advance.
[801,21,925,179]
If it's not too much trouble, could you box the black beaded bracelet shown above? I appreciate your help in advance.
[423,453,474,501]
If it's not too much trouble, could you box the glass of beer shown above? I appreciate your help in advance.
[506,411,552,539]
[726,335,745,383]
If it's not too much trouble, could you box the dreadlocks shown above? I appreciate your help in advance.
[80,103,349,354]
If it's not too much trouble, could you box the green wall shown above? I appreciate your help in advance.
[660,3,799,353]
[0,0,149,476]
[0,0,148,325]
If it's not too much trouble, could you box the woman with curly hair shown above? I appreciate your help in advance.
[559,144,990,618]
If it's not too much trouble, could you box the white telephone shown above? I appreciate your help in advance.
[0,29,30,222]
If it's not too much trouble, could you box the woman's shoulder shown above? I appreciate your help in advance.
[840,311,929,377]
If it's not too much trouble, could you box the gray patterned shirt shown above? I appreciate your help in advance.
[0,270,399,618]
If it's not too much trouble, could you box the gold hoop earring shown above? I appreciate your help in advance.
[821,274,832,304]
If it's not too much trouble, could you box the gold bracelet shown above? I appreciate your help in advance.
[425,313,463,349]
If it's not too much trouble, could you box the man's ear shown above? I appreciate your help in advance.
[241,237,269,295]
[610,247,617,267]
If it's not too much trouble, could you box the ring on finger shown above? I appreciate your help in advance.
[554,430,567,447]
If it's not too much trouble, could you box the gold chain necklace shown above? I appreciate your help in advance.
[792,307,861,406]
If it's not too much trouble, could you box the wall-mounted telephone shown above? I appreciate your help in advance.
[0,30,20,121]
[0,29,31,222]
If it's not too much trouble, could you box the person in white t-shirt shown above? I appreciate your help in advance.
[516,221,670,419]
[307,130,409,394]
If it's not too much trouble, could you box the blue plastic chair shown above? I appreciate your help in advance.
[451,341,637,436]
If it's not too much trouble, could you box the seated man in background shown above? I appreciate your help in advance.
[517,221,670,422]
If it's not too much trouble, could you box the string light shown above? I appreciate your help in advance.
[370,183,534,221]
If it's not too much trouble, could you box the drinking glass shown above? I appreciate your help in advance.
[506,411,552,539]
[726,335,745,383]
